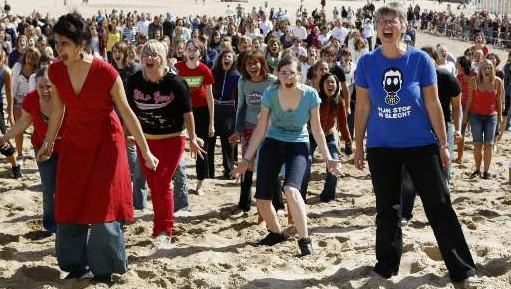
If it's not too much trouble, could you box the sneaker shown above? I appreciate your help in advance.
[298,237,314,256]
[469,170,481,179]
[153,233,171,245]
[344,142,353,155]
[460,276,485,289]
[64,268,90,279]
[482,171,490,179]
[92,274,112,286]
[255,231,287,246]
[11,165,21,179]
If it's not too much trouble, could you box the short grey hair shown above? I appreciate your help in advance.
[374,2,407,28]
[142,39,168,71]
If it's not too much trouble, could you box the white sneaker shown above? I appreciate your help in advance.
[461,276,485,289]
[153,233,172,246]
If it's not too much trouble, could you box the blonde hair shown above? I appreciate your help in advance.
[477,59,496,84]
[142,39,168,71]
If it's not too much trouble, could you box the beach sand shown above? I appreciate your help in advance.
[1,1,510,288]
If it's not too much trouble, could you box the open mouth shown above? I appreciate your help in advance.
[146,63,154,69]
[114,56,121,62]
[284,82,294,88]
[60,54,68,61]
[383,31,393,39]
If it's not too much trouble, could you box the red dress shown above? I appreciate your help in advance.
[48,58,133,224]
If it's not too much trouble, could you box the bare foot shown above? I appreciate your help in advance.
[455,158,463,164]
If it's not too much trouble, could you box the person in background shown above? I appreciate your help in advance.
[503,51,511,132]
[0,48,20,178]
[464,59,502,179]
[1,67,57,232]
[209,49,240,179]
[175,39,215,195]
[455,56,473,164]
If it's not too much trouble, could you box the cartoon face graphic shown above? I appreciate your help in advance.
[382,67,403,105]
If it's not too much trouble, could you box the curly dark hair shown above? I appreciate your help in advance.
[53,12,91,47]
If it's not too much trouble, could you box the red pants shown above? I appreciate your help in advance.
[138,136,185,237]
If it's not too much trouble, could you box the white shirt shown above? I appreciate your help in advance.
[363,23,375,38]
[259,20,273,36]
[136,20,150,36]
[438,61,457,76]
[318,34,331,47]
[292,26,307,41]
[330,26,349,44]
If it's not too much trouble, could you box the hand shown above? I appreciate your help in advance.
[36,143,54,162]
[142,151,159,171]
[439,145,450,171]
[208,124,215,137]
[7,113,15,126]
[231,160,249,180]
[228,132,241,145]
[190,137,206,159]
[326,158,342,175]
[454,131,463,143]
[0,135,9,150]
[354,147,365,170]
[126,136,136,147]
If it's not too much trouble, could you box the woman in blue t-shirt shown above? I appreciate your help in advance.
[353,2,478,286]
[233,55,341,256]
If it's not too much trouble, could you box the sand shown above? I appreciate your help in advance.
[1,1,511,288]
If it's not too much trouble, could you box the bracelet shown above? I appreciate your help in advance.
[42,140,55,148]
[439,144,448,149]
[241,157,251,164]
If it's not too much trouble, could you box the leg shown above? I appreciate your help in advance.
[320,139,338,202]
[482,115,498,174]
[133,153,148,210]
[193,107,211,193]
[239,170,253,212]
[256,199,281,233]
[220,134,236,177]
[405,145,476,282]
[173,158,189,212]
[367,148,403,278]
[400,165,417,221]
[36,155,58,233]
[284,186,308,238]
[87,221,127,278]
[13,106,23,156]
[300,136,316,201]
[207,135,216,179]
[446,122,454,182]
[56,223,88,274]
[470,114,484,173]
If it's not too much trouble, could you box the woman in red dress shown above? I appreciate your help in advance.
[36,13,157,283]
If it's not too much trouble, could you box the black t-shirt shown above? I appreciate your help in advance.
[436,68,461,124]
[127,70,192,135]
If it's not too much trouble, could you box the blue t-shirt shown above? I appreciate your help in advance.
[355,47,438,148]
[262,83,321,143]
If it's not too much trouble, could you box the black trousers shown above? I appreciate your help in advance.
[207,101,237,176]
[367,144,476,282]
[193,107,211,180]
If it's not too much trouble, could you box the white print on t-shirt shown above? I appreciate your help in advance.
[133,89,175,110]
[382,67,403,105]
[246,91,263,105]
[377,106,412,119]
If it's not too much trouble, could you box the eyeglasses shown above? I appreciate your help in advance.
[377,19,401,26]
[278,71,297,77]
[142,52,160,59]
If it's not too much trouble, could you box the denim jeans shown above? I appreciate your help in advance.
[127,146,148,210]
[301,135,339,201]
[56,222,127,277]
[173,158,189,212]
[36,154,58,233]
[446,122,454,183]
[470,113,498,144]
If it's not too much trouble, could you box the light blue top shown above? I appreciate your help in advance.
[355,46,438,148]
[261,83,321,143]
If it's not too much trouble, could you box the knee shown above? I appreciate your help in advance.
[283,186,301,203]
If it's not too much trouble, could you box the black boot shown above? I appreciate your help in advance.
[239,171,253,212]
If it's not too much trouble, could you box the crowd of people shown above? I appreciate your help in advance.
[0,0,509,287]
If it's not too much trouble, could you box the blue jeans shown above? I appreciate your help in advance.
[173,158,189,212]
[56,222,127,277]
[301,135,340,201]
[36,154,58,233]
[470,113,498,144]
[127,146,148,210]
[446,122,454,183]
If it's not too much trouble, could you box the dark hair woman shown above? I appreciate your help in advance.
[209,49,240,179]
[301,73,351,202]
[36,12,157,283]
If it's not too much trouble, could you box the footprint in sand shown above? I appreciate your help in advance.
[19,265,60,281]
[410,260,427,274]
[422,245,443,261]
[25,219,42,231]
[0,233,19,246]
[478,258,511,277]
[22,230,52,241]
